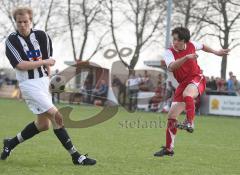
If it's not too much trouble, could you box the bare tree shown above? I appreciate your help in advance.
[67,0,77,60]
[172,0,210,41]
[0,0,63,40]
[0,0,19,40]
[189,0,240,79]
[106,0,165,70]
[67,0,108,61]
[44,0,54,31]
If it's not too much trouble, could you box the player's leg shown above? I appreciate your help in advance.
[179,75,206,132]
[0,117,50,160]
[35,115,51,131]
[183,84,199,123]
[45,107,96,166]
[154,102,185,157]
[178,84,199,133]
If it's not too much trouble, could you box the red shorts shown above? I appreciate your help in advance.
[173,75,206,102]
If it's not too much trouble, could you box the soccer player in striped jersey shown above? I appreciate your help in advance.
[0,7,96,165]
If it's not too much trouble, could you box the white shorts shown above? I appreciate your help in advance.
[19,77,54,115]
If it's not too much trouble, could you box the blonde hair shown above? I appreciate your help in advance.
[12,7,33,21]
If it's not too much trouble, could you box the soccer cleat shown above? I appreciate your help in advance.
[0,138,12,160]
[72,154,97,166]
[177,120,194,133]
[154,146,174,157]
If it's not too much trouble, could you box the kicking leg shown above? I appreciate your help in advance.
[179,84,199,133]
[46,107,96,166]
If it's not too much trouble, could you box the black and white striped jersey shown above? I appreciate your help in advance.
[5,29,53,82]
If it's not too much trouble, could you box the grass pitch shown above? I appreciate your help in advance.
[0,99,240,175]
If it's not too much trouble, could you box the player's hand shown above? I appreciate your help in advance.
[43,58,56,66]
[215,49,230,56]
[185,53,198,60]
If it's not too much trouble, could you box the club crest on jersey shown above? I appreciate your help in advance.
[27,50,41,61]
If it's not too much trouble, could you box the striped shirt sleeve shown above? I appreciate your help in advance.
[5,35,24,68]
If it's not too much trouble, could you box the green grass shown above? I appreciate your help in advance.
[0,99,240,175]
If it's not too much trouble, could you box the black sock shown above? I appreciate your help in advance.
[9,121,40,150]
[72,152,81,160]
[8,137,19,150]
[53,127,79,158]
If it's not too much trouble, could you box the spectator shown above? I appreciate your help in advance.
[81,74,93,104]
[216,77,226,92]
[112,75,126,106]
[157,74,163,83]
[162,81,175,113]
[93,79,108,105]
[227,73,235,95]
[126,71,142,111]
[0,71,5,88]
[139,74,154,92]
[205,76,211,90]
[148,81,164,112]
[209,76,217,90]
[233,76,240,96]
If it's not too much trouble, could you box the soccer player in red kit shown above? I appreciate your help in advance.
[154,27,230,157]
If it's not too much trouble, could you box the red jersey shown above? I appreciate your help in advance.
[163,41,203,84]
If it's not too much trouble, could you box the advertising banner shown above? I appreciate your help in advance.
[209,96,240,116]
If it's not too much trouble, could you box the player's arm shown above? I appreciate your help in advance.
[163,49,198,72]
[16,58,55,71]
[168,54,198,72]
[6,35,55,71]
[202,44,230,56]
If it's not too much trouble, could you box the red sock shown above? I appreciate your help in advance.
[184,96,195,124]
[166,118,177,151]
